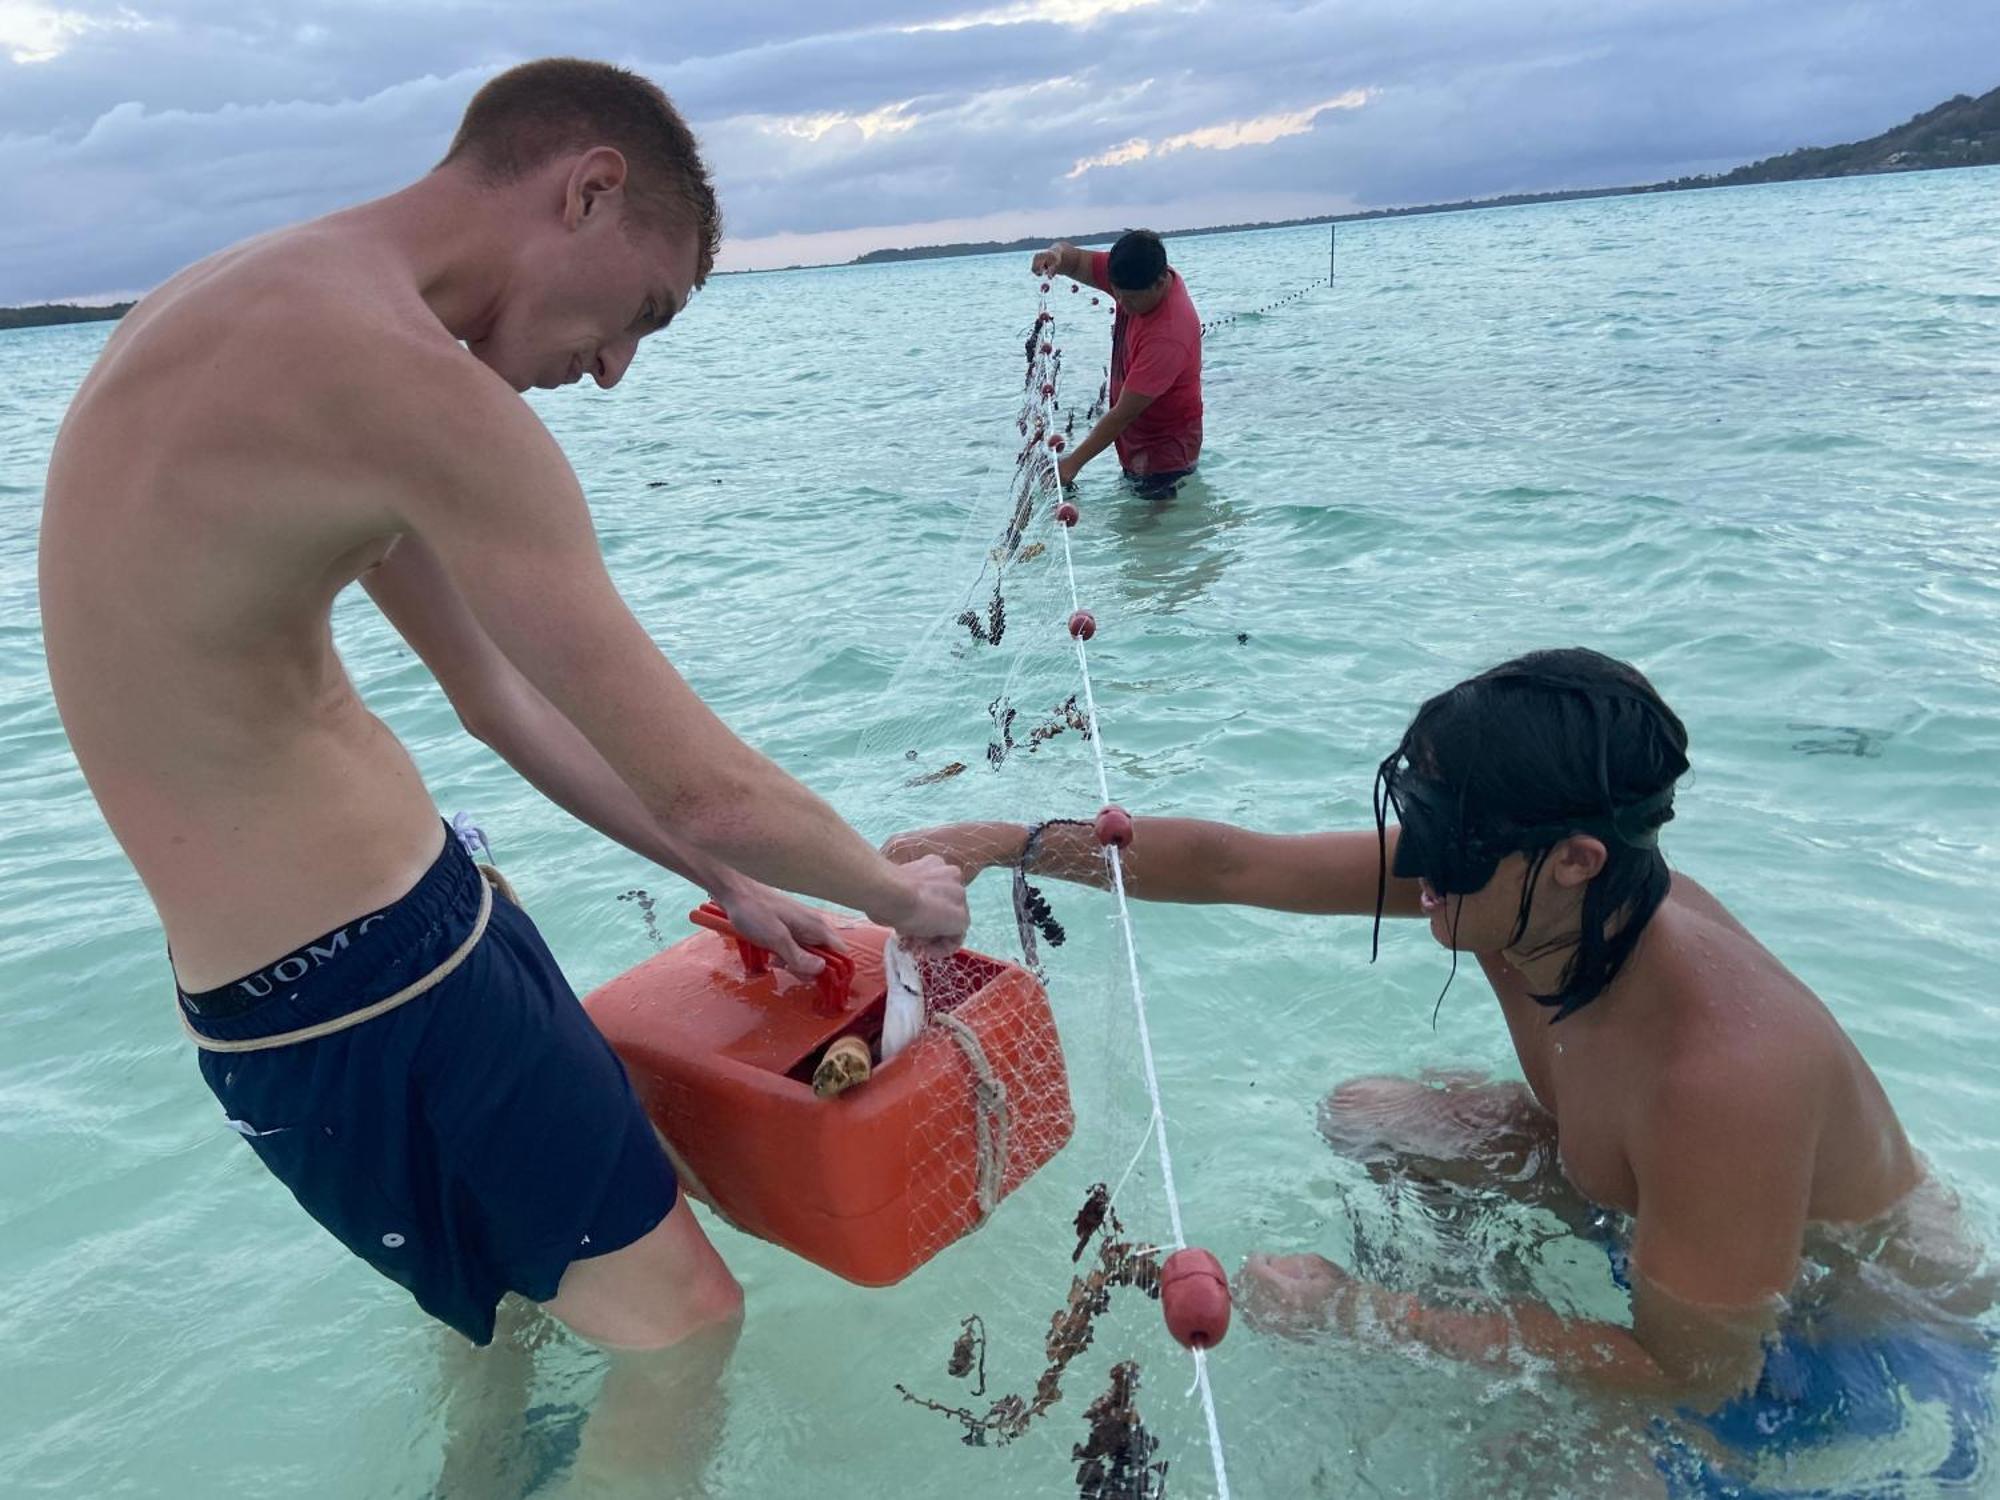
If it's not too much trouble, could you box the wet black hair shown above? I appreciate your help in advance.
[1107,229,1168,291]
[1375,648,1690,1020]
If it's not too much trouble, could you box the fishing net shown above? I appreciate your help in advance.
[605,254,1337,1493]
[824,282,1232,1497]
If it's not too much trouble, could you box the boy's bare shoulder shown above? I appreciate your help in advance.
[1644,888,1834,1090]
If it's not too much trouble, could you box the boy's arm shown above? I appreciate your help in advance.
[884,816,1425,918]
[1252,1069,1802,1401]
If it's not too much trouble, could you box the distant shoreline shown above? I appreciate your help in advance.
[740,84,1999,275]
[720,158,1993,277]
[4,83,1992,315]
[0,301,134,333]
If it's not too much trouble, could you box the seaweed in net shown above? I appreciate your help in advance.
[1025,694,1093,751]
[947,1315,989,1397]
[1074,1362,1168,1500]
[1014,875,1066,962]
[1072,1182,1115,1263]
[906,760,969,788]
[895,1190,1161,1448]
[986,694,1091,774]
[986,695,1020,768]
[957,578,1008,646]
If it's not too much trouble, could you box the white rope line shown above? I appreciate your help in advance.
[1030,293,1232,1500]
[1110,1107,1158,1205]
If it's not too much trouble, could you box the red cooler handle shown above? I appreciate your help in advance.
[689,903,854,1015]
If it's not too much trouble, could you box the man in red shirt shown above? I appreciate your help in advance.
[1032,229,1203,498]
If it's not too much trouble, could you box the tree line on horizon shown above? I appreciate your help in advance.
[0,300,135,331]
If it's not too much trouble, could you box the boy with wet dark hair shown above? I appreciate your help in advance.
[890,647,1993,1493]
[1371,649,1688,1019]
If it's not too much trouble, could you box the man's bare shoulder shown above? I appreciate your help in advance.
[49,223,578,582]
[91,227,519,462]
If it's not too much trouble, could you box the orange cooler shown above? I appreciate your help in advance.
[583,912,1073,1286]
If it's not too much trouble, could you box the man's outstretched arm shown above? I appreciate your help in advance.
[384,351,965,947]
[362,534,843,972]
[1030,240,1108,290]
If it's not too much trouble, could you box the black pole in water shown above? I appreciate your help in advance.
[1329,223,1336,281]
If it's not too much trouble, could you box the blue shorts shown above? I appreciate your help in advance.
[180,828,677,1345]
[1594,1216,1997,1495]
[1655,1320,1997,1498]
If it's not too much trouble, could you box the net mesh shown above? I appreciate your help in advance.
[823,285,1227,1495]
[597,258,1335,1493]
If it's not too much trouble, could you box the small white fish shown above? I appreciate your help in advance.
[880,938,926,1064]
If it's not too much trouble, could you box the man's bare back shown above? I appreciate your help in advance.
[42,226,466,988]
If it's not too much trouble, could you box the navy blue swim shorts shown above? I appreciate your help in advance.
[179,827,677,1345]
[1121,466,1194,500]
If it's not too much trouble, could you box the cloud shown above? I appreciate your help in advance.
[899,0,1165,34]
[0,1,145,64]
[0,68,475,300]
[1068,89,1374,177]
[0,0,1996,301]
[754,101,921,144]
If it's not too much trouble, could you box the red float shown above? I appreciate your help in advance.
[1094,805,1134,849]
[1048,435,1066,452]
[1068,609,1096,641]
[1159,1247,1232,1349]
[1040,343,1053,355]
[1055,501,1080,527]
[1040,281,1051,293]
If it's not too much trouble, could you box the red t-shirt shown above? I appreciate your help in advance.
[1087,251,1203,476]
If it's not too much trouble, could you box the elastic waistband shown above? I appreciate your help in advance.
[177,826,484,1045]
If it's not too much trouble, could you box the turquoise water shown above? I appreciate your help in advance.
[4,165,1999,1497]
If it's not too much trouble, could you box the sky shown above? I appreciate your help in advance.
[1,0,1995,302]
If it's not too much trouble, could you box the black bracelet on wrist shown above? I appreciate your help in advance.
[1020,817,1090,873]
[1013,819,1089,965]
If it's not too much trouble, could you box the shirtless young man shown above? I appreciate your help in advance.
[890,649,1993,1491]
[39,55,967,1465]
